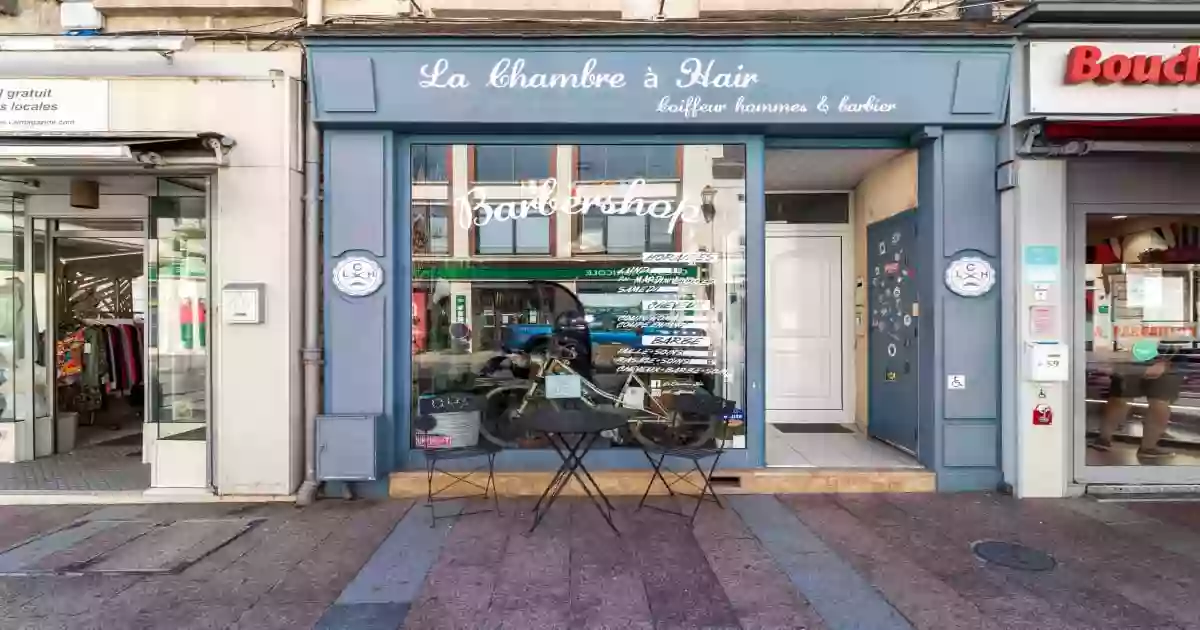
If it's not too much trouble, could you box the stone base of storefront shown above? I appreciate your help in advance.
[389,468,935,498]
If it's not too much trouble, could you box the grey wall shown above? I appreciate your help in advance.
[918,129,1004,491]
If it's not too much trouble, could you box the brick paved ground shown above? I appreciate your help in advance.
[4,494,1200,629]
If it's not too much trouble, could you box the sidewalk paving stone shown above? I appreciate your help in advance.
[4,493,1200,629]
[781,494,1001,630]
[731,495,911,630]
[402,501,516,630]
[693,497,827,630]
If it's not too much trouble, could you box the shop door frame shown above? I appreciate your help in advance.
[40,220,147,457]
[1070,201,1200,485]
[20,172,216,491]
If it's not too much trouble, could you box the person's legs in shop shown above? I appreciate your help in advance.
[1091,372,1136,451]
[1091,395,1130,451]
[1138,373,1179,458]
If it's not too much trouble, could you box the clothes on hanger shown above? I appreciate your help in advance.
[57,321,144,412]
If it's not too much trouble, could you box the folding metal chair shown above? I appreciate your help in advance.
[637,393,736,523]
[415,393,501,527]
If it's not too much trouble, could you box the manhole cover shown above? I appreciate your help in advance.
[972,540,1056,571]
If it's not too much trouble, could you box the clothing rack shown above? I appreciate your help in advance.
[57,321,145,427]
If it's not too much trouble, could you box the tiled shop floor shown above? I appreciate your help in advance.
[6,494,1200,629]
[0,445,150,493]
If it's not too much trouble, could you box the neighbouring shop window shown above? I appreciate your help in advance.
[412,203,450,255]
[577,145,678,182]
[472,145,552,183]
[411,144,449,183]
[410,142,748,452]
[1083,214,1200,467]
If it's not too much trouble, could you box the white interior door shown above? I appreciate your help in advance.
[766,234,846,423]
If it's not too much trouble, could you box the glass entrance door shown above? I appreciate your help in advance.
[42,218,147,457]
[1074,204,1200,484]
[146,196,209,438]
[23,186,209,490]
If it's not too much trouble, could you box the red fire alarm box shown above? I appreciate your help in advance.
[1033,404,1053,426]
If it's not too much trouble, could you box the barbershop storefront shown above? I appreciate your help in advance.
[1010,38,1200,497]
[309,32,1012,493]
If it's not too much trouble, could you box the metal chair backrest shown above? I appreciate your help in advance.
[674,393,737,448]
[415,393,484,449]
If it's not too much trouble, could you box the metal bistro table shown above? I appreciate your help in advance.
[523,406,627,535]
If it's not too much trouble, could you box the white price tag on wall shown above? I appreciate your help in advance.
[1027,342,1069,382]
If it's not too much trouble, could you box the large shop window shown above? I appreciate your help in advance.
[1084,214,1200,467]
[410,142,747,452]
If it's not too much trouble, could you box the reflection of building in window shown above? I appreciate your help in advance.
[472,286,543,351]
[411,144,449,183]
[472,145,552,183]
[474,210,551,255]
[577,145,677,182]
[574,210,675,254]
[411,203,449,255]
[1086,216,1200,355]
[572,147,682,255]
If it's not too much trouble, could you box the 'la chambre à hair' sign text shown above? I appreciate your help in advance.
[420,56,897,120]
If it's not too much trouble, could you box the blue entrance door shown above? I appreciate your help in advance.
[867,209,919,453]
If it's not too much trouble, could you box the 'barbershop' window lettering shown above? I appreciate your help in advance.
[457,178,706,234]
[416,55,898,119]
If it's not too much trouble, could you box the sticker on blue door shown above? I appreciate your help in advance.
[868,209,919,454]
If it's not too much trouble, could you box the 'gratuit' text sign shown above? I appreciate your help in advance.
[0,80,109,133]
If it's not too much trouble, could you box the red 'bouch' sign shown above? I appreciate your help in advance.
[1065,44,1200,85]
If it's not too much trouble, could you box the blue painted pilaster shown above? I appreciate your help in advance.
[323,130,398,475]
[917,129,1003,492]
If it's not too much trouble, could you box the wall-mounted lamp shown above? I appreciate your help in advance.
[700,184,717,224]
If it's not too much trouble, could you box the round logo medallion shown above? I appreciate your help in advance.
[944,256,996,298]
[332,256,384,297]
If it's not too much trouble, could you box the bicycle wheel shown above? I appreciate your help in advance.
[630,409,716,449]
[481,384,558,448]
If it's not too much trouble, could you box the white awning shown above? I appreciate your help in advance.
[0,133,233,170]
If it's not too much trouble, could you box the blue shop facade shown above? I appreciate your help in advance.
[308,36,1013,492]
